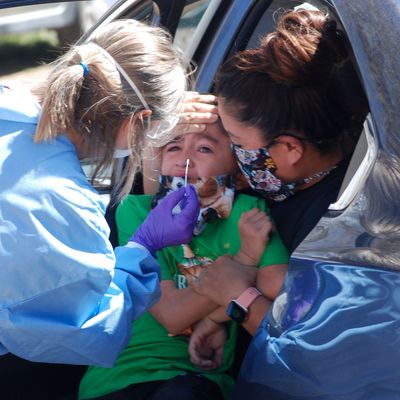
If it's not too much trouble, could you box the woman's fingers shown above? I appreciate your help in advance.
[183,91,218,105]
[174,92,219,136]
[178,111,218,124]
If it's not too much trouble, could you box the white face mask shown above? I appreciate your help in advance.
[113,148,131,159]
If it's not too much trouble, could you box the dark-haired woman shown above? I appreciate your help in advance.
[189,8,371,399]
[218,9,364,254]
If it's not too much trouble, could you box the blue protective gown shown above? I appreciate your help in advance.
[0,84,160,367]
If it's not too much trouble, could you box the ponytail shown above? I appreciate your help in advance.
[33,19,189,200]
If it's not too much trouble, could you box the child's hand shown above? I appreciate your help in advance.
[188,317,227,371]
[236,208,274,266]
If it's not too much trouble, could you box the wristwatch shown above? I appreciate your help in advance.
[226,287,262,324]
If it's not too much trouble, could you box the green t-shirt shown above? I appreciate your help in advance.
[79,194,288,399]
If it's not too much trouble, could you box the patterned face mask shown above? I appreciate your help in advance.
[231,143,337,202]
[152,172,248,235]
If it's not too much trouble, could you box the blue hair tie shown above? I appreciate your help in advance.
[80,62,89,77]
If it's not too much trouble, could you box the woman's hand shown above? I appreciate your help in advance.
[174,91,219,136]
[130,185,199,256]
[192,255,257,307]
[189,317,227,370]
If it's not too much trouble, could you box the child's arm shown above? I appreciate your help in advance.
[190,205,288,338]
[150,280,220,335]
[189,210,275,368]
[152,207,283,336]
[189,208,275,335]
[189,262,288,371]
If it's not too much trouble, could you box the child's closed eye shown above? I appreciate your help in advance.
[165,144,182,152]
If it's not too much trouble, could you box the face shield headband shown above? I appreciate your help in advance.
[92,43,183,154]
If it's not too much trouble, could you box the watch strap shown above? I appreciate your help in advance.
[235,287,262,309]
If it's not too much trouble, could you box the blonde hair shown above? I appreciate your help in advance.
[34,19,188,199]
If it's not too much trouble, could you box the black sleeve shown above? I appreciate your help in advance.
[268,160,348,254]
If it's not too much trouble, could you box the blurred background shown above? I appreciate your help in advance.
[0,1,117,84]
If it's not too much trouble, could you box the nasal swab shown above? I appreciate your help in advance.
[184,158,190,187]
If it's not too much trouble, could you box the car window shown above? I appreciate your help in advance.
[0,1,117,84]
[246,1,335,50]
[0,1,126,195]
[174,0,212,54]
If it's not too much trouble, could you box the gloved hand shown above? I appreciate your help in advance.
[130,185,199,256]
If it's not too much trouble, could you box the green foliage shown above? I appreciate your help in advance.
[0,30,60,75]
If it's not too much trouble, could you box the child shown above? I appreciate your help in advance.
[79,122,289,400]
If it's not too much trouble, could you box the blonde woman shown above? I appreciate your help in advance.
[0,19,199,373]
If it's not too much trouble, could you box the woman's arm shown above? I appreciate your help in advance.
[201,264,288,335]
[0,186,161,368]
[188,208,288,368]
[191,256,288,335]
[241,263,288,334]
[151,206,277,333]
[149,255,283,336]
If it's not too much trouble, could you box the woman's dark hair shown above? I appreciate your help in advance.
[216,9,367,152]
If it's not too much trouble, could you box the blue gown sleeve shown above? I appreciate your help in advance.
[0,179,160,367]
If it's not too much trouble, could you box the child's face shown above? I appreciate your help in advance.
[161,122,237,178]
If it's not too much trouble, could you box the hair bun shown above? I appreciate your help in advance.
[256,9,347,86]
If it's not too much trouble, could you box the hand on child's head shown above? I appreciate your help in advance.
[175,92,219,136]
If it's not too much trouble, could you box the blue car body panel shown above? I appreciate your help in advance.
[233,260,400,399]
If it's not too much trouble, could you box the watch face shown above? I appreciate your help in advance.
[226,300,248,324]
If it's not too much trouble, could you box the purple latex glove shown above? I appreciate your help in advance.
[130,185,199,256]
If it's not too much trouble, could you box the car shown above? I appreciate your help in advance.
[0,1,116,46]
[1,0,400,398]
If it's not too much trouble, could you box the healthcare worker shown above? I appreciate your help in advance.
[0,19,199,368]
